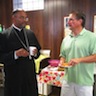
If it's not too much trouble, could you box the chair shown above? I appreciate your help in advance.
[35,49,51,74]
[39,57,50,73]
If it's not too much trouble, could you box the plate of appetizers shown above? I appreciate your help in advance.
[59,63,72,68]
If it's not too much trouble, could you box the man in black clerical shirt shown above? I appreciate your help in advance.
[0,8,41,96]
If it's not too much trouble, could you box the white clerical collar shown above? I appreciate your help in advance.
[12,24,22,31]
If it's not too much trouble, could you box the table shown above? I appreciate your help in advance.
[38,66,65,87]
[38,65,96,95]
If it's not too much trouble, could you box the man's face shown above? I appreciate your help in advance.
[68,14,82,31]
[13,11,28,29]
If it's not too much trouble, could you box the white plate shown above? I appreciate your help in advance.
[59,65,72,68]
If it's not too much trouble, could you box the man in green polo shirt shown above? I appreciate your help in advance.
[59,11,96,96]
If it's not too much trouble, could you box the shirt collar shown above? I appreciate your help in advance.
[12,24,22,31]
[69,28,86,37]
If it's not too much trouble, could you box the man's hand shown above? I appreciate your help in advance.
[16,48,29,57]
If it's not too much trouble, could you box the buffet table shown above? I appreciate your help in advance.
[37,66,65,95]
[38,66,65,87]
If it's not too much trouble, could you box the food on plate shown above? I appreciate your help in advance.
[60,62,71,68]
[58,67,64,71]
[62,63,69,67]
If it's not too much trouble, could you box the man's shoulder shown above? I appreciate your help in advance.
[84,28,95,36]
[24,28,35,37]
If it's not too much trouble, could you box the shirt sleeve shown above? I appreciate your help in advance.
[14,51,18,59]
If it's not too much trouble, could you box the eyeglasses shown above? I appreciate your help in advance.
[19,16,29,21]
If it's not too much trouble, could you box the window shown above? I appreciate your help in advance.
[13,0,44,11]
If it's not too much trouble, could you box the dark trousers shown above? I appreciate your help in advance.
[93,75,96,96]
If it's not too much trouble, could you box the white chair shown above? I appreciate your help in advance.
[35,49,51,74]
[40,49,51,57]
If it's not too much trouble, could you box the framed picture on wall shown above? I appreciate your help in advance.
[64,16,71,37]
[64,16,69,28]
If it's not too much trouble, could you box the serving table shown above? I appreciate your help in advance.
[38,65,65,87]
[37,65,65,95]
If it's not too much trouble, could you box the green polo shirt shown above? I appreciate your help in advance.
[60,28,96,86]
